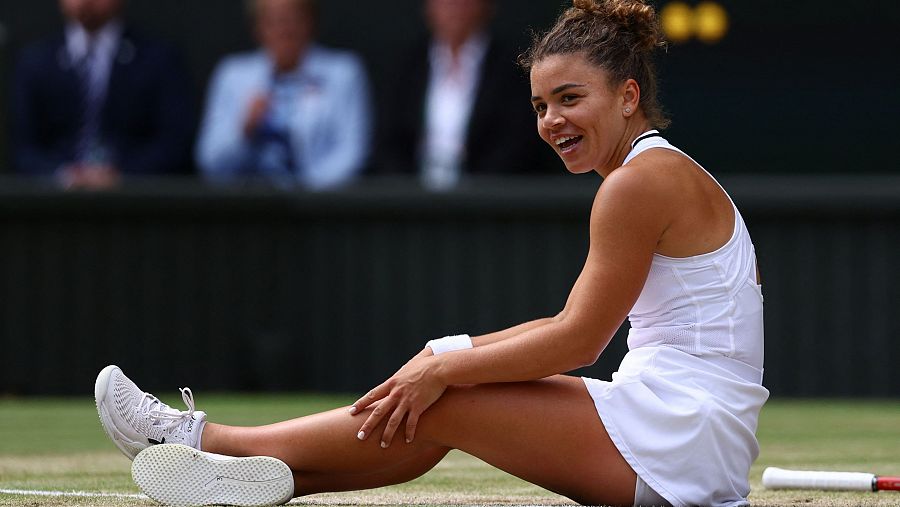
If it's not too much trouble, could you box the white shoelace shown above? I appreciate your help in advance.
[138,388,197,431]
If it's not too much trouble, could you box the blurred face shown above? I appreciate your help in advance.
[425,0,491,49]
[255,0,314,71]
[530,53,632,176]
[59,0,123,32]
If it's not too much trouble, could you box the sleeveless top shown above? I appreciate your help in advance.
[623,131,764,372]
[583,131,768,507]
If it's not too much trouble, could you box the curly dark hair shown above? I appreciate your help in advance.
[520,0,670,129]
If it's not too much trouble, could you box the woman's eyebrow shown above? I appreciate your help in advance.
[531,83,587,102]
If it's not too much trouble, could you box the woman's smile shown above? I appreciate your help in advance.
[554,134,583,154]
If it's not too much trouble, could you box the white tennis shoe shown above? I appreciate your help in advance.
[132,444,294,506]
[95,364,207,460]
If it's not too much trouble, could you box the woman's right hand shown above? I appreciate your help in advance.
[349,352,446,448]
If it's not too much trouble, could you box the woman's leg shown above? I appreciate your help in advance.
[202,375,636,506]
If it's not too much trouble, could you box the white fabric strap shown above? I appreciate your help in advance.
[426,334,473,355]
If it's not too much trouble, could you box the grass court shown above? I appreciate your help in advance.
[1,394,898,506]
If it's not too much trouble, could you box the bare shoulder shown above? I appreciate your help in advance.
[606,147,735,258]
[591,150,687,225]
[624,147,696,184]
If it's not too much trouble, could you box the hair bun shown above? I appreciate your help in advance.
[571,0,663,53]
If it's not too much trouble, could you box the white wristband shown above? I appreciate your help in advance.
[426,334,473,355]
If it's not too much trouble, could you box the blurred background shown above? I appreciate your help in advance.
[0,0,897,397]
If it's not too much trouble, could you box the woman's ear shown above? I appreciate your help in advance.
[622,79,641,117]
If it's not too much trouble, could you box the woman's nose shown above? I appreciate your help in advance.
[540,107,565,130]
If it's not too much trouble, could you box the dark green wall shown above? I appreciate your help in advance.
[1,176,898,396]
[1,1,899,175]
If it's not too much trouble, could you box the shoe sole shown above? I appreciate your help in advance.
[95,364,145,460]
[132,444,294,506]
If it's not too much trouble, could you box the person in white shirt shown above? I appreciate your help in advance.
[95,1,767,506]
[195,0,373,190]
[375,0,552,189]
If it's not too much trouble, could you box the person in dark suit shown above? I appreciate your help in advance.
[11,0,194,189]
[374,0,553,190]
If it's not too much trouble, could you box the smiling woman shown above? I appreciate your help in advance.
[92,1,767,506]
[522,0,668,176]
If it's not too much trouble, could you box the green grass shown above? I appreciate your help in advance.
[1,395,899,506]
[750,399,900,507]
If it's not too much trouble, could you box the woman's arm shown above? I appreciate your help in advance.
[415,317,558,358]
[353,164,675,443]
[472,317,558,347]
[443,166,674,380]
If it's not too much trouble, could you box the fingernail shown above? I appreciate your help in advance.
[357,431,365,440]
[405,438,412,444]
[348,406,357,414]
[381,441,388,449]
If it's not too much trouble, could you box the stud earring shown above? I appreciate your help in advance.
[624,107,632,114]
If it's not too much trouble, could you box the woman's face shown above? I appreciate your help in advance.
[530,53,628,175]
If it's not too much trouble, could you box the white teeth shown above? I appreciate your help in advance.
[555,136,579,146]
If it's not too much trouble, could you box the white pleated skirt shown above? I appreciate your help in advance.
[583,346,769,507]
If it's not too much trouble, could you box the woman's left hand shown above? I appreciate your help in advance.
[348,354,446,448]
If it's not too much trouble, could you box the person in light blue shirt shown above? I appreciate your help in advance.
[196,0,372,189]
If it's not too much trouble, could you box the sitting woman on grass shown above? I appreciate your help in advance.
[94,0,768,505]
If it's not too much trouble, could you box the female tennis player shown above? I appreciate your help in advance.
[95,0,768,505]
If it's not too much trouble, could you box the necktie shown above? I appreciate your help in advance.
[74,40,106,162]
[256,75,298,178]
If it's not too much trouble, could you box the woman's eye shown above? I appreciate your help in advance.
[533,103,546,115]
[561,94,578,103]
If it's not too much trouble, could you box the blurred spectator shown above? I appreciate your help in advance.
[196,0,372,190]
[11,0,195,189]
[374,0,552,190]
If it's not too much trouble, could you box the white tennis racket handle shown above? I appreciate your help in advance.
[763,467,875,491]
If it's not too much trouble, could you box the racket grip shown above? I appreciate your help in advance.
[763,467,875,491]
[876,476,900,491]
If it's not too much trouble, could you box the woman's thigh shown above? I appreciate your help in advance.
[420,375,636,506]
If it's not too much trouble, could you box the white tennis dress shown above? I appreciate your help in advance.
[582,131,769,507]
